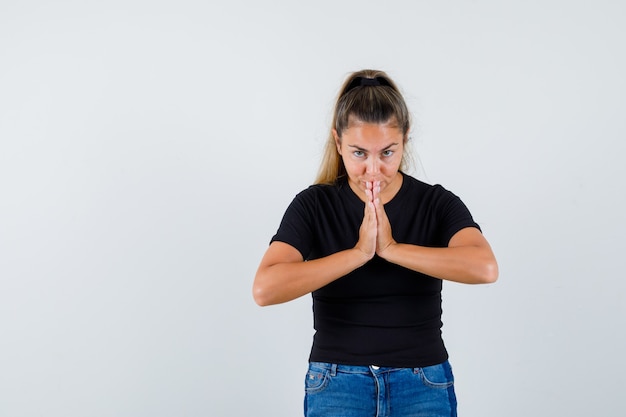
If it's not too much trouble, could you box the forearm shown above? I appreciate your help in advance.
[380,243,498,284]
[253,248,370,306]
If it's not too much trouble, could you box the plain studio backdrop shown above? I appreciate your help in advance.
[1,1,624,416]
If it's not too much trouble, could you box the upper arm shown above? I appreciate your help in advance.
[448,227,498,283]
[258,241,304,269]
[448,227,490,249]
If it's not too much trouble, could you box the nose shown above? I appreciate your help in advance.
[366,157,380,175]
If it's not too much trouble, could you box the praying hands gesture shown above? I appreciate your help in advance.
[355,181,396,260]
[254,175,497,307]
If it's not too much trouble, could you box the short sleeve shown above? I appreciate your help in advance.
[435,186,481,245]
[270,188,317,259]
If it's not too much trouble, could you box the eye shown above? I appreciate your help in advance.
[382,150,394,157]
[353,150,365,158]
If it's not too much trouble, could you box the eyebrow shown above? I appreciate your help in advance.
[348,143,399,152]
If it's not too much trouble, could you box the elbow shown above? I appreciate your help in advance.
[252,278,275,307]
[253,265,289,306]
[252,284,271,307]
[477,260,499,284]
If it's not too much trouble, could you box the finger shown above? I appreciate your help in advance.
[372,181,380,203]
[365,181,374,203]
[364,201,376,230]
[374,196,386,226]
[373,182,385,217]
[365,187,373,205]
[357,198,377,258]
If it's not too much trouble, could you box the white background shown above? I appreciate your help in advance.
[1,1,625,416]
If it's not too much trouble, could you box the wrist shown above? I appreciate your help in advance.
[351,247,373,267]
[377,240,397,260]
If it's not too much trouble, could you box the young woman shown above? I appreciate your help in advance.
[253,69,498,417]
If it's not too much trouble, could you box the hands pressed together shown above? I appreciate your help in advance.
[355,181,397,261]
[254,179,498,306]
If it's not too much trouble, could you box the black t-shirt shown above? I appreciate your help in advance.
[271,172,480,367]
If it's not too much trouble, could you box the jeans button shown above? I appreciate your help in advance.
[371,365,380,370]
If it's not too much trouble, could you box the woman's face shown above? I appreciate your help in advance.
[334,119,405,203]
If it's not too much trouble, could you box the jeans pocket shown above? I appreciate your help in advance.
[305,364,331,393]
[416,361,455,389]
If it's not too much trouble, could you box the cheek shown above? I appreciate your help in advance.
[382,157,402,174]
[342,159,355,171]
[342,158,364,174]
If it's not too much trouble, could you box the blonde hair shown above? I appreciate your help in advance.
[314,69,412,185]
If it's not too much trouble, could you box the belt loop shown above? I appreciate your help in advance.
[330,363,337,377]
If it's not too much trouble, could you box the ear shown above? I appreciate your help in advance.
[332,129,342,155]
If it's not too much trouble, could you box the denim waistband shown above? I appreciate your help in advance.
[308,361,414,376]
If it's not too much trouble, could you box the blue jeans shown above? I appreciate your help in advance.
[304,361,457,417]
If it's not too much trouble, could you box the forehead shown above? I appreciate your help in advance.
[342,119,404,144]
